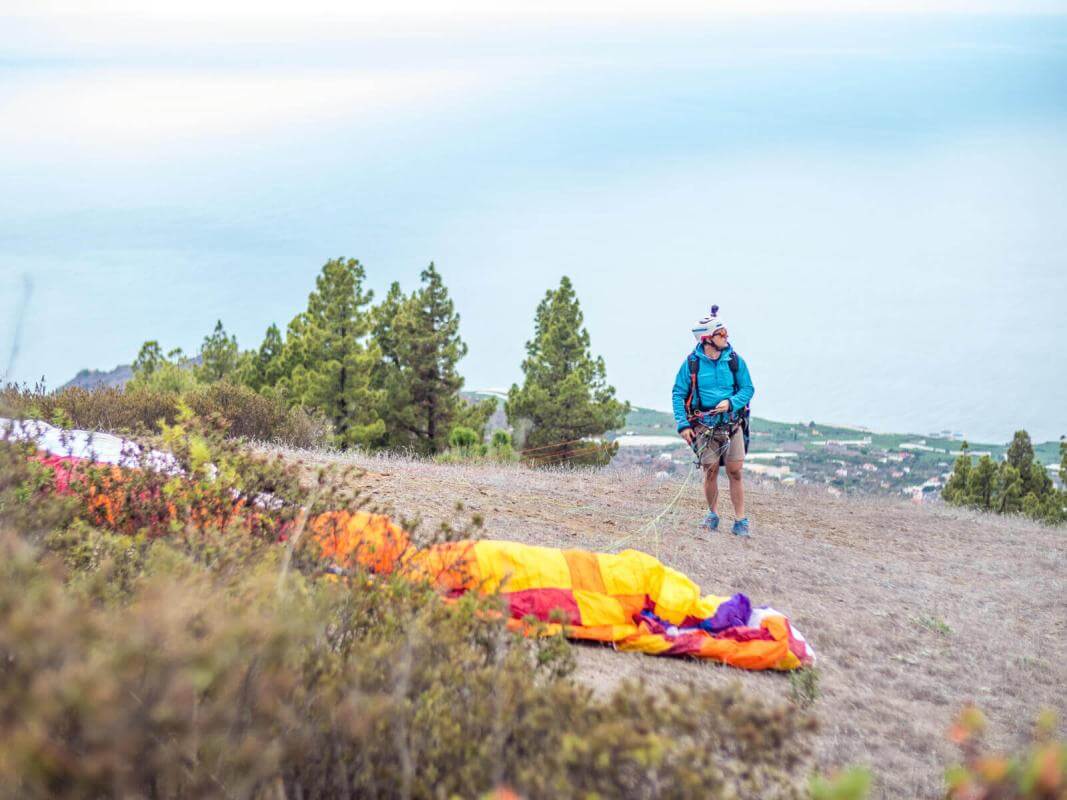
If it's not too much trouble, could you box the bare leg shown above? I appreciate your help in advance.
[703,464,721,512]
[725,461,745,518]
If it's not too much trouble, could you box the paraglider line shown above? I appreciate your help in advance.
[607,460,697,554]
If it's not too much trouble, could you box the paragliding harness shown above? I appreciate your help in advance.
[684,350,750,467]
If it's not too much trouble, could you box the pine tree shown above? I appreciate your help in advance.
[966,455,998,511]
[373,265,474,454]
[129,341,199,393]
[370,282,415,447]
[945,431,1065,523]
[132,341,165,378]
[506,276,629,467]
[1025,460,1053,500]
[1005,430,1042,496]
[942,442,972,506]
[197,320,240,383]
[993,463,1023,514]
[242,323,286,393]
[277,257,385,449]
[373,282,406,373]
[1006,430,1035,472]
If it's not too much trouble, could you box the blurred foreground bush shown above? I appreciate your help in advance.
[946,705,1065,800]
[0,532,819,800]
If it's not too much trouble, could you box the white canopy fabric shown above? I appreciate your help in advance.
[0,417,181,473]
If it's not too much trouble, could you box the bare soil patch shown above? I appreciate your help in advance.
[281,448,1067,799]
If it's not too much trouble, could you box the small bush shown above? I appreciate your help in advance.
[449,425,479,450]
[945,705,1066,799]
[434,425,489,463]
[789,666,820,710]
[0,435,78,545]
[809,767,872,800]
[489,430,517,462]
[128,358,201,394]
[185,382,330,447]
[1,383,179,434]
[1,383,330,448]
[915,614,952,636]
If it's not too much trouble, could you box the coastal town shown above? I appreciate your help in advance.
[609,409,1063,500]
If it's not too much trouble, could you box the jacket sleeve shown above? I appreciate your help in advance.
[728,355,755,412]
[672,360,692,432]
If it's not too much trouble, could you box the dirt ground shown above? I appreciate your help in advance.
[286,448,1067,799]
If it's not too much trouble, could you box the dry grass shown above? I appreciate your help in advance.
[273,446,1067,799]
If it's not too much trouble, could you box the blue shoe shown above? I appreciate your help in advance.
[731,518,751,537]
[699,511,720,532]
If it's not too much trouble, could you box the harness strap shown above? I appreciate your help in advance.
[685,351,741,424]
[685,350,750,458]
[684,357,699,419]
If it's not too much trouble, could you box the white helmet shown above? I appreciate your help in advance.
[691,305,728,343]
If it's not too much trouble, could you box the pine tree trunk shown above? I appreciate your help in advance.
[338,325,348,441]
[428,394,436,447]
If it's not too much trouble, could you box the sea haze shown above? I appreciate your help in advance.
[1,12,1065,443]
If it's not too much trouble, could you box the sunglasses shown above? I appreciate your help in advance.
[711,329,728,338]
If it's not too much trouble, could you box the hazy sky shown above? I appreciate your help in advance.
[2,4,1065,442]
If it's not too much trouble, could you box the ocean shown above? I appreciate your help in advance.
[2,13,1065,443]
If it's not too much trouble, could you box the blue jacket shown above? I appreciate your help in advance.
[671,344,755,432]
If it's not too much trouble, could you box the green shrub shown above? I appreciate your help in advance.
[434,448,486,464]
[809,767,872,800]
[434,425,489,463]
[489,430,517,462]
[789,666,820,710]
[185,382,330,447]
[128,358,201,394]
[1,383,330,448]
[1,383,179,434]
[915,614,952,636]
[449,425,480,450]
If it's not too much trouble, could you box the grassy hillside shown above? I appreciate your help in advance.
[3,400,1062,799]
[295,444,1067,800]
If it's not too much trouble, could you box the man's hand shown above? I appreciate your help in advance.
[681,428,695,445]
[711,400,731,414]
